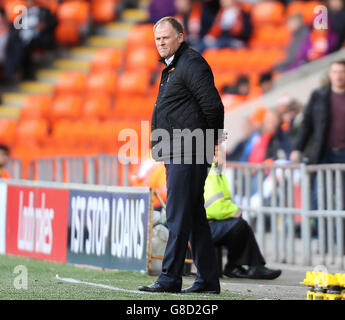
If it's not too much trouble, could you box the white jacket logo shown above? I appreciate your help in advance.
[17,191,54,254]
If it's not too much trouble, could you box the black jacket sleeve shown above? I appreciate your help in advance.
[183,57,224,137]
[294,90,316,152]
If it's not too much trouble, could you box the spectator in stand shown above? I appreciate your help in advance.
[273,13,310,72]
[290,59,345,165]
[290,59,345,210]
[5,0,58,80]
[174,0,218,47]
[258,72,274,94]
[0,8,8,81]
[226,116,254,161]
[327,0,345,51]
[275,97,303,160]
[238,106,268,162]
[148,0,176,23]
[0,144,11,179]
[248,109,280,164]
[222,75,250,96]
[195,0,252,53]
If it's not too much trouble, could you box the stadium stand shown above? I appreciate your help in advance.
[0,0,344,185]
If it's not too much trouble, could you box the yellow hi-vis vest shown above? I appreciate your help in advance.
[204,164,239,220]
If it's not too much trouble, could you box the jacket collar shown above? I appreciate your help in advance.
[159,41,189,68]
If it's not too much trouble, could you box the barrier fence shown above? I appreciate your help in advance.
[226,162,345,269]
[8,155,130,186]
[5,156,345,269]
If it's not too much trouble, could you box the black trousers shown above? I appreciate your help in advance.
[157,163,220,291]
[210,217,266,269]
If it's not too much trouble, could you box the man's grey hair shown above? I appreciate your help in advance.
[153,16,185,35]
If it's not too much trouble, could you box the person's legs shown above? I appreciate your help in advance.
[156,163,193,290]
[188,164,220,291]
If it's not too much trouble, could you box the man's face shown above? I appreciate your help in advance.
[154,22,184,60]
[329,63,345,90]
[0,150,9,168]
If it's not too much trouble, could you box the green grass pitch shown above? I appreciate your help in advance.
[0,255,255,300]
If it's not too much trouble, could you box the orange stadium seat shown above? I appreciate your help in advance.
[91,0,117,24]
[3,0,26,23]
[86,70,118,95]
[55,71,88,95]
[117,71,150,95]
[55,22,81,45]
[55,0,90,45]
[213,72,237,93]
[251,1,285,25]
[113,94,153,119]
[287,1,324,26]
[20,94,52,121]
[126,23,156,48]
[36,0,59,13]
[51,94,83,121]
[56,0,90,24]
[82,93,113,120]
[15,119,49,145]
[126,47,159,72]
[0,118,17,146]
[91,48,124,72]
[249,24,291,48]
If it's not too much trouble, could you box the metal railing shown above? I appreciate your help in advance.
[8,155,130,186]
[226,161,345,268]
[6,156,345,268]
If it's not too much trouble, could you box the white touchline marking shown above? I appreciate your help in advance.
[55,275,209,297]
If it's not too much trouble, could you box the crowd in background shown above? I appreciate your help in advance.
[0,0,344,167]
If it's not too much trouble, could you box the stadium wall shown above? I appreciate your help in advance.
[0,179,152,273]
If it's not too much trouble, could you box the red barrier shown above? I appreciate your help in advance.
[6,185,69,262]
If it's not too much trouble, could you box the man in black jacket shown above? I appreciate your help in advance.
[290,59,345,211]
[139,16,224,294]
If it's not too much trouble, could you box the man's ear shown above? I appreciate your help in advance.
[177,33,184,44]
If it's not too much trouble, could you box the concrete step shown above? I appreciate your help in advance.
[69,47,98,61]
[1,93,29,107]
[87,35,126,48]
[36,69,65,84]
[19,81,53,94]
[121,8,148,23]
[0,106,21,119]
[101,22,133,37]
[53,59,91,71]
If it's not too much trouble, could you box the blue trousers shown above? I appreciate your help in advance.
[157,163,220,291]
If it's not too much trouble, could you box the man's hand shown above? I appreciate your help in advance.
[290,150,301,163]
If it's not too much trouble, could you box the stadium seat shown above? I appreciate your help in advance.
[51,94,83,121]
[82,93,113,120]
[55,22,81,45]
[15,119,49,145]
[117,71,150,95]
[287,1,324,26]
[125,47,159,72]
[126,23,156,49]
[56,1,90,24]
[55,1,90,45]
[91,0,118,24]
[113,94,153,119]
[36,0,59,13]
[249,25,291,48]
[3,0,26,23]
[251,1,285,25]
[213,72,237,93]
[91,48,124,72]
[55,71,87,94]
[86,70,118,95]
[0,118,17,146]
[20,94,52,121]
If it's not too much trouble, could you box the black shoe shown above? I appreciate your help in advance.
[181,283,220,294]
[223,266,248,279]
[247,265,282,280]
[138,281,180,293]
